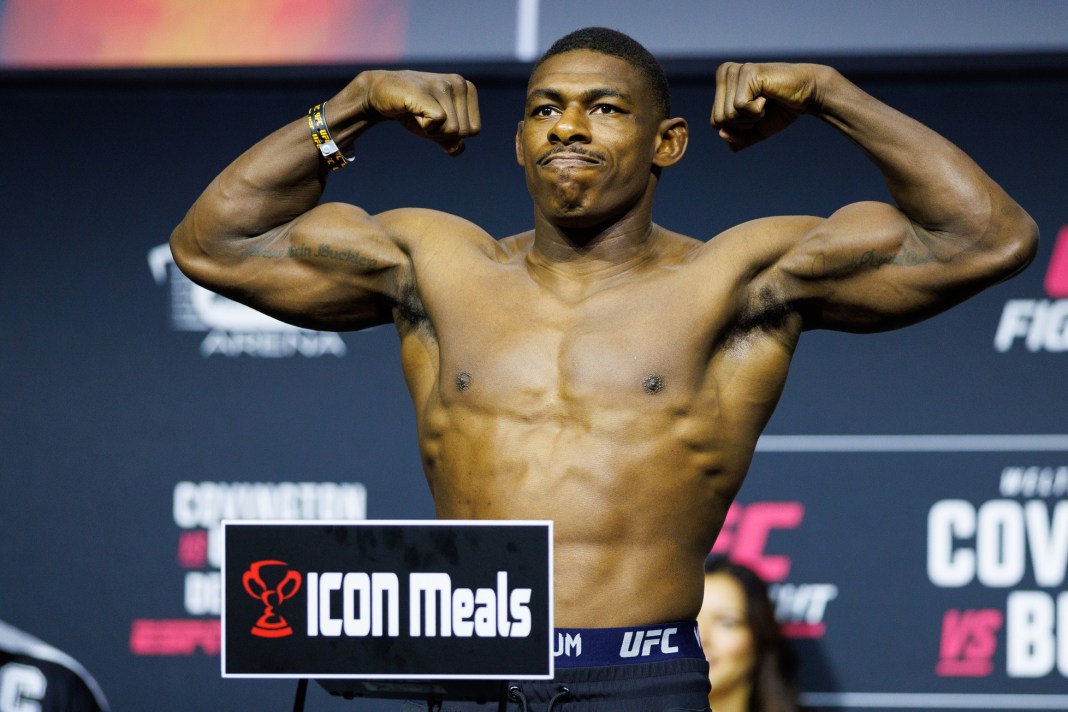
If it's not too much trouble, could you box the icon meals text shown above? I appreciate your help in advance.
[305,571,533,638]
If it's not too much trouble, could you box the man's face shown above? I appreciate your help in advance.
[517,50,665,229]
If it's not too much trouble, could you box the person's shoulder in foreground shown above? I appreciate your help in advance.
[0,618,110,712]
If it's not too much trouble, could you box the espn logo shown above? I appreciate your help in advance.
[994,226,1068,352]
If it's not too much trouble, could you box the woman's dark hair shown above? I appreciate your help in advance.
[704,554,803,712]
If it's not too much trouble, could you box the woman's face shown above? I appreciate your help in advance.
[697,572,757,698]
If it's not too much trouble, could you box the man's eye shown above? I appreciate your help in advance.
[532,106,557,117]
[594,104,621,114]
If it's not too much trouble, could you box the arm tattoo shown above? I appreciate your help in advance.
[242,245,287,259]
[242,243,379,269]
[810,247,944,278]
[314,244,379,268]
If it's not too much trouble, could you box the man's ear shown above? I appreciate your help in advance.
[515,120,526,167]
[653,117,688,168]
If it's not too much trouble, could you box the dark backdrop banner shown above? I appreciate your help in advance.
[1,56,1066,711]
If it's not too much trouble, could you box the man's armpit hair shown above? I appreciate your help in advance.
[729,284,793,338]
[395,280,433,335]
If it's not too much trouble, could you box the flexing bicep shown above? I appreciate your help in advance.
[172,200,413,331]
[775,201,1026,332]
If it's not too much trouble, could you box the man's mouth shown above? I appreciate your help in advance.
[538,149,602,167]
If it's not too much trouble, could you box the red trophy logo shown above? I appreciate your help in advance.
[242,560,302,638]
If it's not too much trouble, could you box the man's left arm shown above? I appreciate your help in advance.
[713,62,1039,331]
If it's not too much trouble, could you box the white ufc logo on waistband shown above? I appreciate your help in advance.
[618,627,679,658]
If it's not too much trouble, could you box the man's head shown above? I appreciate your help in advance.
[516,29,687,232]
[533,27,671,121]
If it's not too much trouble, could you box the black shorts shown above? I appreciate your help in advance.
[400,621,711,711]
[401,658,712,712]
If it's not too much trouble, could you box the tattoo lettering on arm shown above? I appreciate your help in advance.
[242,245,288,259]
[809,247,944,279]
[314,244,379,268]
[241,243,380,268]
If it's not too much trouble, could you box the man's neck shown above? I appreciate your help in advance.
[523,213,660,303]
[527,208,659,277]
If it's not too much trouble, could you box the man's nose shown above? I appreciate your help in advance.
[549,105,591,144]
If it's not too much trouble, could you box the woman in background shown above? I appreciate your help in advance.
[697,555,803,712]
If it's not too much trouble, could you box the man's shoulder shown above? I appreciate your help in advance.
[375,207,504,259]
[711,214,818,242]
[0,620,109,711]
[497,230,535,256]
[693,215,823,262]
[376,207,491,238]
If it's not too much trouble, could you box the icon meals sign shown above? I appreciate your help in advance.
[222,521,553,679]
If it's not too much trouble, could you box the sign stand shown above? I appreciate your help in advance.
[292,679,307,712]
[302,678,511,711]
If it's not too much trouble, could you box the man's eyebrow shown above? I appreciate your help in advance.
[526,87,631,104]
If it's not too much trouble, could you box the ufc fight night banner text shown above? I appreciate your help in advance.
[221,521,553,679]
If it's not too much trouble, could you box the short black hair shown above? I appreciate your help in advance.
[533,27,670,119]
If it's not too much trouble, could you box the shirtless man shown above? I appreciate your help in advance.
[171,27,1036,711]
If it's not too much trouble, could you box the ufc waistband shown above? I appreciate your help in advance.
[551,621,704,669]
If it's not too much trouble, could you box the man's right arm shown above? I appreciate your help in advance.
[169,70,480,331]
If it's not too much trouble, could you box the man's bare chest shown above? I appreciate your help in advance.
[415,261,730,408]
